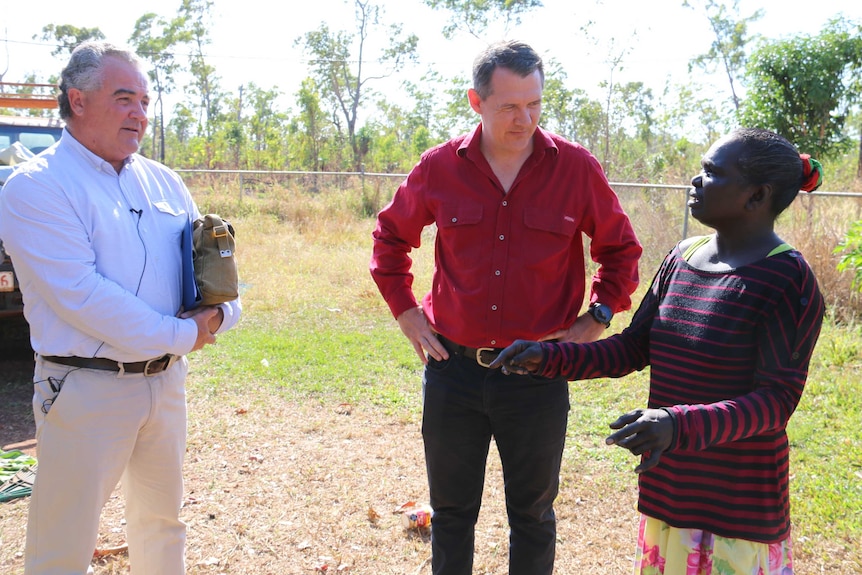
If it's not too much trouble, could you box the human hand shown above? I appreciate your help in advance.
[180,305,224,330]
[396,306,448,364]
[549,313,607,344]
[605,408,674,474]
[183,306,219,352]
[487,340,544,375]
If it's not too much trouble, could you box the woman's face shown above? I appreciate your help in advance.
[688,137,755,228]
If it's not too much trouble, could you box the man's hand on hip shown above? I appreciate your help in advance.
[396,306,448,364]
[549,313,608,344]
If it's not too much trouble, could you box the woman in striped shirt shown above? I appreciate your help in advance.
[490,128,825,575]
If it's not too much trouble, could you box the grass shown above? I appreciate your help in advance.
[195,324,421,412]
[790,319,862,546]
[200,180,862,561]
[1,180,860,574]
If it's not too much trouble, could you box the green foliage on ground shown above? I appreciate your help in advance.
[186,182,862,555]
[835,220,862,292]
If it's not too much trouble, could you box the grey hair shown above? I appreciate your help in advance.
[472,40,544,100]
[57,41,145,119]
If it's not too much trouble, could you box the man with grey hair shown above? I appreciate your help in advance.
[0,41,241,574]
[370,40,641,574]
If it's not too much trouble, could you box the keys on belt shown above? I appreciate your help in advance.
[437,335,502,368]
[41,354,180,376]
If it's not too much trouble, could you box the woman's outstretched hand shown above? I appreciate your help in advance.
[606,408,674,474]
[488,340,544,375]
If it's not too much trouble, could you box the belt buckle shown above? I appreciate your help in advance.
[475,347,498,368]
[143,354,176,376]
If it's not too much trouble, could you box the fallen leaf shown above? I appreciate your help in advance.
[367,506,380,523]
[394,501,418,514]
[93,544,128,558]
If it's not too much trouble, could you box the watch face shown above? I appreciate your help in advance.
[591,304,612,324]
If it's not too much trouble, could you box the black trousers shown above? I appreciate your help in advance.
[421,352,570,575]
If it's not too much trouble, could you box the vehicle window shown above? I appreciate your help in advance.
[0,136,10,149]
[19,132,58,151]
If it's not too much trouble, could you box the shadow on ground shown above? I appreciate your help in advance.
[0,343,36,456]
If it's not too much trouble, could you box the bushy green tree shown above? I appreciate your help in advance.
[129,12,186,163]
[242,84,290,170]
[740,18,862,161]
[423,0,543,39]
[36,24,105,56]
[684,0,762,113]
[177,0,223,144]
[297,0,418,170]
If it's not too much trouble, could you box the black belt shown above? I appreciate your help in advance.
[41,354,180,376]
[437,335,503,368]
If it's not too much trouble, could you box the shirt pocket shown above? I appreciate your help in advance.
[152,200,189,239]
[437,201,483,229]
[152,200,186,217]
[523,207,577,237]
[436,201,486,264]
[522,207,578,264]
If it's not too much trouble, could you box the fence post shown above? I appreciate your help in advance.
[681,187,690,241]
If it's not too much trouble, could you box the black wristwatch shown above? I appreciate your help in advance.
[588,303,613,328]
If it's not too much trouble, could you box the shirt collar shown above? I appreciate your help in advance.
[457,123,560,160]
[61,127,136,174]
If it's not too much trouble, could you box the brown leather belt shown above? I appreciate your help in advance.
[42,354,180,376]
[437,335,503,368]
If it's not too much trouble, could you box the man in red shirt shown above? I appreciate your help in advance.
[369,40,641,575]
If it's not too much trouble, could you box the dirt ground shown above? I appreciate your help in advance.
[0,354,856,574]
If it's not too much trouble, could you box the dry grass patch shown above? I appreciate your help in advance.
[2,185,861,575]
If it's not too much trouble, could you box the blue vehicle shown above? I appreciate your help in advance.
[0,84,64,349]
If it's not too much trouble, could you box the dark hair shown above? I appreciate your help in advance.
[472,40,544,100]
[728,128,822,215]
[57,41,145,120]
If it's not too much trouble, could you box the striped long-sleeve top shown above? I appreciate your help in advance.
[540,238,825,543]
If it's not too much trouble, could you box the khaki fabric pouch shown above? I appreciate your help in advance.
[193,214,238,306]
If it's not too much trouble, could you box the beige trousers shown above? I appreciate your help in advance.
[24,356,189,575]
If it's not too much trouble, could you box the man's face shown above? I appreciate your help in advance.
[67,56,149,171]
[469,67,542,157]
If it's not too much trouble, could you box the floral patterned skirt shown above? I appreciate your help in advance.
[632,514,793,575]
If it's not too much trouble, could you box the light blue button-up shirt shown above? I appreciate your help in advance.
[0,129,240,360]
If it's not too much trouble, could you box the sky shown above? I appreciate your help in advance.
[1,0,859,123]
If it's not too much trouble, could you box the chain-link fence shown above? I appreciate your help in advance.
[177,169,862,317]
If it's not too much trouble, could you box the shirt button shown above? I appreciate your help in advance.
[451,217,458,223]
[502,201,508,207]
[491,305,497,311]
[499,234,504,240]
[490,340,497,345]
[495,270,501,276]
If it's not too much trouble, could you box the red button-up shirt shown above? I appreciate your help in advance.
[370,124,641,349]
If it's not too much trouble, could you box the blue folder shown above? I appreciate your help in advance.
[181,218,202,310]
